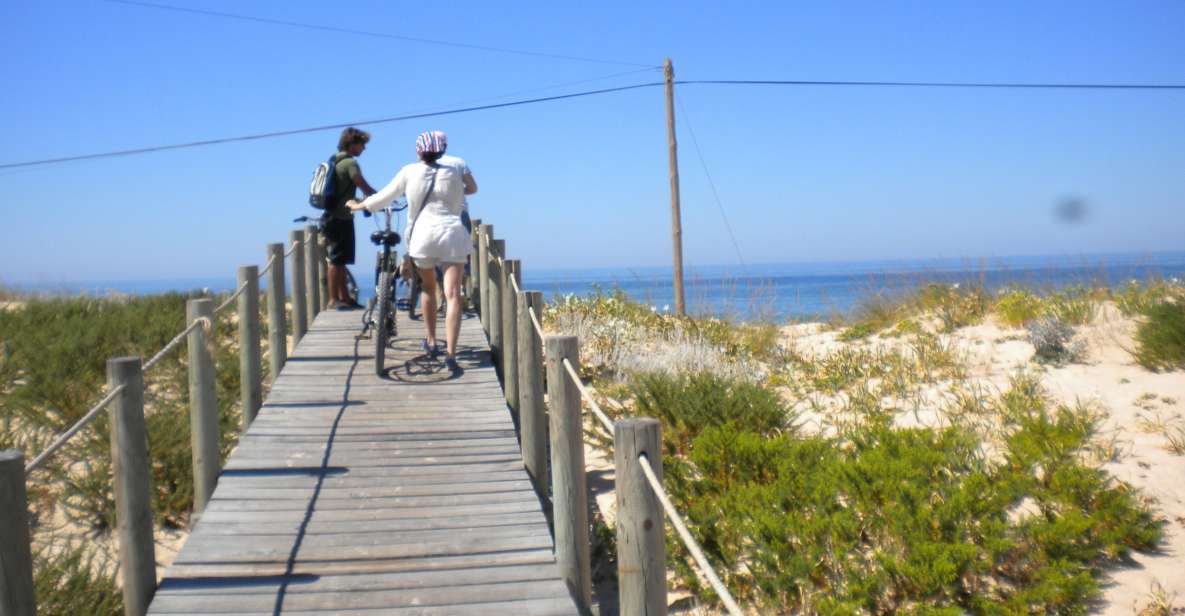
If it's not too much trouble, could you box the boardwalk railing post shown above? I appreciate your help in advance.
[186,298,219,515]
[265,242,287,380]
[304,225,321,323]
[0,450,35,616]
[518,290,547,494]
[489,239,505,376]
[237,265,262,429]
[290,230,308,344]
[467,218,482,310]
[478,224,492,334]
[615,418,666,615]
[545,335,592,612]
[107,357,157,616]
[317,234,330,312]
[502,259,521,413]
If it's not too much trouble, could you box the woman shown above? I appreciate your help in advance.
[348,131,478,372]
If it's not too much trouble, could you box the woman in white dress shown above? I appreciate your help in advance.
[348,131,477,371]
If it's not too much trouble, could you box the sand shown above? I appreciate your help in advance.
[779,303,1185,613]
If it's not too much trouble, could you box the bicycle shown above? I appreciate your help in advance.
[358,199,407,376]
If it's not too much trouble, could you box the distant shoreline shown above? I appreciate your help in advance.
[5,250,1184,321]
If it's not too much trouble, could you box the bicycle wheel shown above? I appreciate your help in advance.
[345,267,360,306]
[374,270,392,376]
[406,267,421,320]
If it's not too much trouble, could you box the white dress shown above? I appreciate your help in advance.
[359,155,473,263]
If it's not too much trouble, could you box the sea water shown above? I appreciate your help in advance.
[9,252,1185,323]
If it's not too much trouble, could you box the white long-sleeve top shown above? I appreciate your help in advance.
[359,155,473,262]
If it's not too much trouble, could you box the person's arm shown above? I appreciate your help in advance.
[348,161,377,196]
[349,168,406,212]
[463,171,477,195]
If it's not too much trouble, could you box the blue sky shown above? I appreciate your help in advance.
[2,1,1183,285]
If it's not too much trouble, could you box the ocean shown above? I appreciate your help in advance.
[9,252,1185,322]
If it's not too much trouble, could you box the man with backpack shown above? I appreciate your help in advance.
[321,127,377,309]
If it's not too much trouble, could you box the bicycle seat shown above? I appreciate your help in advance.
[371,230,401,247]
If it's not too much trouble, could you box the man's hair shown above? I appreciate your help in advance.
[338,127,371,152]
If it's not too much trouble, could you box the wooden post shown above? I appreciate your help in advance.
[517,291,547,494]
[502,260,521,413]
[665,58,686,316]
[186,298,219,515]
[265,242,287,381]
[478,224,492,334]
[237,265,262,429]
[545,335,592,612]
[0,450,35,616]
[467,218,482,310]
[317,234,330,312]
[615,417,666,615]
[304,224,320,323]
[107,357,156,616]
[489,239,505,376]
[289,230,308,344]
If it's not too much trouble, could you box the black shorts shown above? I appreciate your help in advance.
[322,216,355,266]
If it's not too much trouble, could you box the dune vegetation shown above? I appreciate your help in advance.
[0,291,267,615]
[546,280,1184,614]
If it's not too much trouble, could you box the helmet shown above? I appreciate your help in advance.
[415,131,448,156]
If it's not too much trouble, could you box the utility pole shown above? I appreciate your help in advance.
[664,57,686,316]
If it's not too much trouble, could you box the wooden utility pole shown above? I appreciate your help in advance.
[665,58,686,315]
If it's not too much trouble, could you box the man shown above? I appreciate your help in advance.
[324,127,377,309]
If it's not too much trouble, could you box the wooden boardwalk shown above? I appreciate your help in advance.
[148,307,578,615]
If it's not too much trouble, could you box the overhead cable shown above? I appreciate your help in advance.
[680,79,1185,90]
[103,0,657,69]
[7,76,1185,170]
[676,96,746,269]
[0,82,665,169]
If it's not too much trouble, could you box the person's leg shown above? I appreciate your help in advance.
[328,265,344,302]
[442,263,464,358]
[418,266,439,346]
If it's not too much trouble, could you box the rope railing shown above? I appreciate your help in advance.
[214,281,249,314]
[5,226,322,615]
[143,318,209,372]
[551,317,744,613]
[638,453,744,616]
[256,253,277,279]
[561,358,614,434]
[24,384,127,473]
[528,304,546,341]
[23,314,212,474]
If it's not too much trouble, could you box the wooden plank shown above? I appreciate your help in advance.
[150,579,572,611]
[152,308,576,614]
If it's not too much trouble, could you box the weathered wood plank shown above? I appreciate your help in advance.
[151,308,576,614]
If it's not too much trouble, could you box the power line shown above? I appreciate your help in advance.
[103,0,657,69]
[0,82,665,170]
[680,79,1185,90]
[7,75,1185,170]
[676,96,746,269]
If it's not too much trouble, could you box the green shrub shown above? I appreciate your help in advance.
[995,289,1043,327]
[658,375,1161,613]
[916,283,991,332]
[1,292,245,530]
[837,321,876,341]
[33,540,122,616]
[630,372,794,458]
[1133,302,1185,372]
[1114,280,1182,316]
[1044,285,1100,326]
